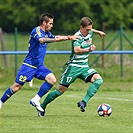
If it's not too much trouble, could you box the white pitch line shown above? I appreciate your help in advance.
[95,97,133,102]
[65,94,133,102]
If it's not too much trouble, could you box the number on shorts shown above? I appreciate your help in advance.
[19,75,27,82]
[67,77,72,83]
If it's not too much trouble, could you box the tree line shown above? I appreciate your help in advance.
[0,0,133,33]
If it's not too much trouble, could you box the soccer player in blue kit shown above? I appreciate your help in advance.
[0,13,79,112]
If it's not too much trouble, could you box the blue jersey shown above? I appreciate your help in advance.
[23,26,55,68]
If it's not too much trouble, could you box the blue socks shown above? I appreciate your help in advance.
[1,88,15,103]
[0,82,53,105]
[37,82,53,98]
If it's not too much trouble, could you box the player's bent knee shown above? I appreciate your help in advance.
[53,78,57,84]
[94,78,103,87]
[11,83,22,92]
[46,78,57,85]
[50,78,57,85]
[98,78,103,85]
[58,85,67,93]
[45,73,57,85]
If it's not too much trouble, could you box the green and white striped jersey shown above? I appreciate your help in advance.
[67,30,93,68]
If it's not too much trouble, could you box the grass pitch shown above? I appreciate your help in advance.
[0,31,132,132]
[0,82,132,133]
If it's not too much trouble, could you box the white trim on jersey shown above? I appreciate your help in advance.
[69,64,88,68]
[72,59,88,63]
[75,54,89,59]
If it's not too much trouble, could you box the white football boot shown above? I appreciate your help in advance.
[30,98,44,112]
[0,100,3,109]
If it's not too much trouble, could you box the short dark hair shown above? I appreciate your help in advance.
[80,17,93,28]
[40,13,54,24]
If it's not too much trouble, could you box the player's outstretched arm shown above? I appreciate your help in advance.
[39,35,80,44]
[55,35,80,42]
[92,29,106,39]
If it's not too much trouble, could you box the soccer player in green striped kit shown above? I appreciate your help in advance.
[36,16,106,116]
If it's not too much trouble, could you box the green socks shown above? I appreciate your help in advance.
[83,78,103,103]
[41,89,63,109]
[41,78,103,110]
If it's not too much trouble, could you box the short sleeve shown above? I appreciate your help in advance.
[48,32,55,38]
[73,38,83,47]
[30,28,42,41]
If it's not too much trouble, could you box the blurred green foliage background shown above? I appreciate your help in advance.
[0,0,133,33]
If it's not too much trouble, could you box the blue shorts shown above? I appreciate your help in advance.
[15,64,52,86]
